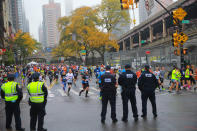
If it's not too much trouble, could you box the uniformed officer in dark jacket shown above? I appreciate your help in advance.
[27,73,48,131]
[1,74,25,131]
[138,65,159,118]
[101,66,118,124]
[118,64,138,122]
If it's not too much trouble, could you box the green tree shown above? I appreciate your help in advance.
[97,0,130,33]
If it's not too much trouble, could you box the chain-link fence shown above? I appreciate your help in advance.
[105,45,197,71]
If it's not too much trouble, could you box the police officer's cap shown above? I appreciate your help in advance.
[32,72,40,80]
[105,65,111,70]
[144,64,150,69]
[125,64,131,69]
[8,74,15,79]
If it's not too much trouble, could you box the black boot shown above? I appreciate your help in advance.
[16,128,25,131]
[38,128,47,131]
[121,117,128,122]
[112,118,118,123]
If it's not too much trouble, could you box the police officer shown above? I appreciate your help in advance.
[100,66,118,124]
[138,65,159,118]
[118,64,138,122]
[27,73,48,131]
[1,74,25,131]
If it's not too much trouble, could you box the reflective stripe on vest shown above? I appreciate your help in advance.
[171,69,176,80]
[185,69,190,78]
[27,82,44,103]
[1,81,18,101]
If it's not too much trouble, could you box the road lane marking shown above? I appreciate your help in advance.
[90,86,99,92]
[70,89,79,95]
[48,94,55,97]
[57,89,67,96]
[88,91,95,95]
[48,90,52,94]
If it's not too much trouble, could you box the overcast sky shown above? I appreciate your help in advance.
[24,0,102,40]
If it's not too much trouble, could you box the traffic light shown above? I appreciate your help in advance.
[174,49,180,56]
[120,0,129,10]
[183,48,188,55]
[172,31,179,47]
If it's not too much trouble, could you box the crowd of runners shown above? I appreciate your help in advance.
[0,63,197,101]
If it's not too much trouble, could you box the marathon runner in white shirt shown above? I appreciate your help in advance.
[66,69,74,96]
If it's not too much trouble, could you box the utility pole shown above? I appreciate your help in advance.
[155,0,188,68]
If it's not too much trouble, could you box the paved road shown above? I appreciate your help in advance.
[0,76,197,131]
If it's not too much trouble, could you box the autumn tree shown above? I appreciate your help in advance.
[55,7,99,61]
[54,6,120,64]
[5,30,41,64]
[88,31,119,62]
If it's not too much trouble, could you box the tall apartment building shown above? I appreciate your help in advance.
[38,24,44,45]
[139,0,174,23]
[10,0,29,32]
[65,0,73,16]
[42,0,61,48]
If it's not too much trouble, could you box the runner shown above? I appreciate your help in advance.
[61,70,67,93]
[97,67,105,100]
[176,68,182,93]
[154,67,161,91]
[54,68,59,83]
[169,66,179,93]
[79,70,90,97]
[73,69,78,87]
[66,69,74,96]
[48,69,53,85]
[180,66,185,90]
[159,67,166,90]
[185,65,191,90]
[94,66,100,79]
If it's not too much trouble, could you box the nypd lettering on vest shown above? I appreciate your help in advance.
[105,78,112,82]
[126,74,133,78]
[145,74,152,77]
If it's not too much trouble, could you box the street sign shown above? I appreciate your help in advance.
[46,48,52,52]
[141,40,146,44]
[177,32,188,45]
[173,8,187,21]
[182,20,190,24]
[80,50,86,56]
[80,50,86,53]
[146,51,150,55]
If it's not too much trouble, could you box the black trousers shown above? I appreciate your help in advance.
[141,92,157,116]
[5,102,22,129]
[30,103,46,130]
[101,92,116,120]
[121,89,138,119]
